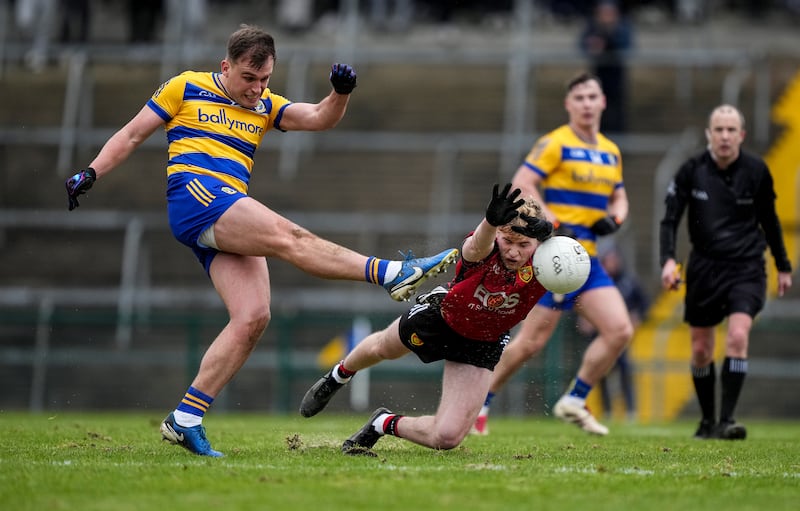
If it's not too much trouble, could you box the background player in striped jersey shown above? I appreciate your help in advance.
[298,183,553,453]
[64,24,457,456]
[474,72,633,436]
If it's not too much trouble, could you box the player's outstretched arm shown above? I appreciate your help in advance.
[65,105,163,210]
[463,183,522,262]
[279,63,356,132]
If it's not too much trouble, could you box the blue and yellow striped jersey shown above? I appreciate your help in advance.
[146,71,293,193]
[522,124,623,256]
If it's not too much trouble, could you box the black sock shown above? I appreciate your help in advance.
[691,362,716,422]
[720,357,747,423]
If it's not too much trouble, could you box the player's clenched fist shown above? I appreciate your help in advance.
[329,63,357,95]
[65,167,96,210]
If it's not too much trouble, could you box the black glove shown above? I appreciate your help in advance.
[511,214,553,241]
[330,63,357,94]
[591,215,621,236]
[553,221,577,239]
[485,183,523,227]
[65,167,97,211]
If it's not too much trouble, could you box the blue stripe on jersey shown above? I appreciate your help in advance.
[544,189,609,211]
[167,125,256,159]
[147,99,172,122]
[564,224,594,241]
[273,101,291,132]
[212,72,224,91]
[523,161,547,178]
[170,153,251,184]
[183,82,234,106]
[560,146,618,166]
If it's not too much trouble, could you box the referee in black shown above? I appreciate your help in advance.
[659,104,792,440]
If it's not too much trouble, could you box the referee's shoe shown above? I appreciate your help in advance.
[716,420,747,440]
[384,248,459,301]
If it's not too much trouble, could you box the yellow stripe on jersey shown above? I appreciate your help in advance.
[522,124,623,256]
[147,70,292,193]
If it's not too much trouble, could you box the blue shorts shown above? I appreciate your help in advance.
[538,256,614,311]
[166,172,246,273]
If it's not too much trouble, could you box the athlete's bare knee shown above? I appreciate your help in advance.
[691,344,714,366]
[231,307,270,344]
[727,326,749,353]
[617,320,634,347]
[431,427,466,450]
[513,335,548,357]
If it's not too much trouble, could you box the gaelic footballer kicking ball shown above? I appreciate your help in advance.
[532,236,591,294]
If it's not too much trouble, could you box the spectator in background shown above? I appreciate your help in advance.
[577,243,649,421]
[128,0,163,43]
[15,0,57,71]
[59,0,90,44]
[367,0,414,33]
[579,0,633,133]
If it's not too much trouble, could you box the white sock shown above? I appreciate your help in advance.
[331,363,352,384]
[384,261,402,281]
[173,410,202,427]
[479,405,490,417]
[372,413,391,434]
[561,394,586,407]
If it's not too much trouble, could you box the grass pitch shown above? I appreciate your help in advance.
[1,412,797,510]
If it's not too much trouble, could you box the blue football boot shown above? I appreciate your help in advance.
[160,413,223,457]
[384,248,459,301]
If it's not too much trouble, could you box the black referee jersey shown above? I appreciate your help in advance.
[659,149,792,272]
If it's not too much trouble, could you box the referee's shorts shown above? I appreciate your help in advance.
[684,252,766,327]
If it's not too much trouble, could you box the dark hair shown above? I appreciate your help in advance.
[227,24,276,68]
[566,72,603,93]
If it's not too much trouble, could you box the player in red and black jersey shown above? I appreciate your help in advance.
[299,183,554,453]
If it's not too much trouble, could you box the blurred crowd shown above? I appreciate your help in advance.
[7,0,798,90]
[7,0,800,49]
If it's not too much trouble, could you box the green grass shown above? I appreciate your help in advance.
[1,412,798,510]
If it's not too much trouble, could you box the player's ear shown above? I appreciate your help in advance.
[704,128,711,142]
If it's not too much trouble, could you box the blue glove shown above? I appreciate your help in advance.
[330,63,357,94]
[65,167,96,210]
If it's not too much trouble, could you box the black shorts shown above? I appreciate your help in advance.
[397,302,509,371]
[684,252,766,327]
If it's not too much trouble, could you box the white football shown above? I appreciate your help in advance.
[532,236,591,294]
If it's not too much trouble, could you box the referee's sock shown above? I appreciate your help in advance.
[691,363,716,423]
[720,357,747,423]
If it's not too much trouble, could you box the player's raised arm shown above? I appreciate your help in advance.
[279,63,356,131]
